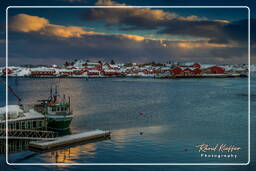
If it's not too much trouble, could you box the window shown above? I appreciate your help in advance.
[33,121,36,128]
[21,122,25,129]
[16,123,19,129]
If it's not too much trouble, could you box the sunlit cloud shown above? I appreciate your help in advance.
[9,14,86,38]
[9,13,147,40]
[120,34,145,42]
[9,14,49,32]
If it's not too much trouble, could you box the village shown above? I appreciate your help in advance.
[0,59,252,78]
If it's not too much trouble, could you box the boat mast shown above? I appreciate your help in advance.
[68,96,71,113]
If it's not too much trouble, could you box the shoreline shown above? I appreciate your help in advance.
[0,73,248,79]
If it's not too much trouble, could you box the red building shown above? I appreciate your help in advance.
[192,68,202,75]
[58,70,73,76]
[183,68,193,76]
[82,62,102,70]
[30,69,55,76]
[171,67,183,76]
[207,66,225,74]
[73,69,86,75]
[87,70,100,76]
[2,68,13,75]
[191,63,201,68]
[102,70,118,76]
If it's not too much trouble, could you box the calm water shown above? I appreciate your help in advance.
[0,75,255,171]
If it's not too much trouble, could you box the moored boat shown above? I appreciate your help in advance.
[34,86,73,131]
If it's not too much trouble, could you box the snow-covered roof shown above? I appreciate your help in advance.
[30,68,55,72]
[0,105,23,115]
[160,67,171,70]
[87,70,100,72]
[103,69,117,72]
[200,64,216,69]
[86,62,101,65]
[109,64,119,68]
[58,69,73,72]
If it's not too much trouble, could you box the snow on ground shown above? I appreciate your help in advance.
[16,68,31,76]
[0,62,255,77]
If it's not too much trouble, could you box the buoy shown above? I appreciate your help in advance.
[139,112,144,115]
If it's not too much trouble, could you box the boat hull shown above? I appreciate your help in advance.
[46,116,73,131]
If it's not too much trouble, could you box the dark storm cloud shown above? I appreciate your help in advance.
[159,19,251,45]
[81,0,250,45]
[82,0,206,29]
[6,30,250,66]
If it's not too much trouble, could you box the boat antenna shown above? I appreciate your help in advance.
[55,85,58,94]
[63,94,66,104]
[68,96,71,113]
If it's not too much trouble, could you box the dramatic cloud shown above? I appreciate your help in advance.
[5,10,251,65]
[9,14,49,32]
[9,13,150,41]
[82,0,206,30]
[9,14,88,38]
[7,29,250,66]
[81,0,249,45]
[158,19,249,45]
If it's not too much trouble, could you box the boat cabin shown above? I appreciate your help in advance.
[47,104,70,115]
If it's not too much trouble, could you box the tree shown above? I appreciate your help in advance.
[124,62,133,67]
[110,59,115,65]
[64,61,69,66]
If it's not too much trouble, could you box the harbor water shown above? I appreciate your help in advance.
[0,75,255,171]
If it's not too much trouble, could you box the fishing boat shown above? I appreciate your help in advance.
[34,86,73,131]
[1,80,73,132]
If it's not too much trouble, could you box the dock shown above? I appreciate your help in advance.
[29,129,110,151]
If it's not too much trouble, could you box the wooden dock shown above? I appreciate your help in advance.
[29,130,110,151]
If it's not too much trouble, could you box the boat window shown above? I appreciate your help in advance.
[16,123,19,129]
[33,121,36,128]
[52,107,56,111]
[21,122,25,129]
[61,107,64,111]
[28,121,31,129]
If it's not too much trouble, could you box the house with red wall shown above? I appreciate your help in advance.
[82,62,102,70]
[206,66,225,74]
[30,68,56,77]
[2,68,13,75]
[171,67,183,76]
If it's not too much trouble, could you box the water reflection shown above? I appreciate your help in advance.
[0,139,30,153]
[4,77,249,163]
[44,141,97,163]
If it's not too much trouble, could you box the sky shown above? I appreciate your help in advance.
[0,0,255,65]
